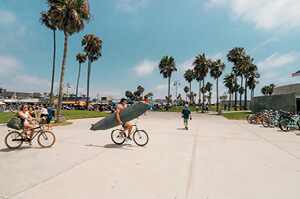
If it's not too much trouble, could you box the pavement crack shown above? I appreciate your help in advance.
[233,121,300,160]
[6,149,109,199]
[185,119,200,199]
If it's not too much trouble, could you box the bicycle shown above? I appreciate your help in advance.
[111,120,149,146]
[5,123,56,149]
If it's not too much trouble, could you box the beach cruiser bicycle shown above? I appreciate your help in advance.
[111,120,149,146]
[5,123,56,149]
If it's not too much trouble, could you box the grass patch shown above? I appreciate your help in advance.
[52,122,73,126]
[0,112,16,123]
[155,105,236,112]
[0,110,111,123]
[222,111,251,120]
[60,110,111,120]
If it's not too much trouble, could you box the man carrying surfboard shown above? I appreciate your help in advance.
[116,98,132,140]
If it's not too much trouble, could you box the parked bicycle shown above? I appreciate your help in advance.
[111,120,149,146]
[5,123,56,149]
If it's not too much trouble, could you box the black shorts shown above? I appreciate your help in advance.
[122,123,126,128]
[46,117,52,124]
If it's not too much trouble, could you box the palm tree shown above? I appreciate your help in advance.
[223,73,235,111]
[47,0,91,122]
[210,59,225,112]
[227,47,245,110]
[248,71,260,98]
[184,69,194,104]
[193,53,211,112]
[183,86,189,103]
[158,56,177,110]
[75,53,86,103]
[125,90,133,100]
[137,85,145,99]
[40,10,57,107]
[81,34,102,110]
[242,57,257,108]
[205,82,213,110]
[194,72,202,105]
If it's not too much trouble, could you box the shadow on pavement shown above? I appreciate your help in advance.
[177,128,186,130]
[85,143,134,150]
[0,146,34,152]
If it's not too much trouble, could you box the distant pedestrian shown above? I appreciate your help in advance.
[224,104,227,110]
[39,104,48,130]
[181,104,192,130]
[46,106,54,130]
[196,105,199,112]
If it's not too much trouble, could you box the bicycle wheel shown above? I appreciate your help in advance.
[38,130,56,148]
[5,131,23,149]
[133,130,149,146]
[280,120,290,132]
[247,114,254,123]
[111,129,125,145]
[268,119,276,128]
[262,117,269,127]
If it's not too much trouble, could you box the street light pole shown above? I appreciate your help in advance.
[174,80,181,109]
[66,82,71,108]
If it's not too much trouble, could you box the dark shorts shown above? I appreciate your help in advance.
[46,117,52,124]
[122,123,126,128]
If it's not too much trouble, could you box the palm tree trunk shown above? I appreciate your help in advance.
[235,91,237,111]
[86,59,91,110]
[240,76,243,110]
[189,81,191,105]
[202,78,205,113]
[75,63,81,104]
[49,29,56,107]
[216,78,219,112]
[244,77,248,109]
[57,32,69,123]
[198,81,201,105]
[167,76,170,110]
[228,92,231,111]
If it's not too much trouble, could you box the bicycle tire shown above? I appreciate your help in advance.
[111,129,125,145]
[246,114,252,123]
[280,120,290,132]
[37,130,56,148]
[133,130,149,146]
[268,119,276,128]
[262,117,269,127]
[5,131,23,149]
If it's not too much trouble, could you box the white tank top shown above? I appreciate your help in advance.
[20,111,29,124]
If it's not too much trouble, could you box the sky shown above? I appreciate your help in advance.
[0,0,299,102]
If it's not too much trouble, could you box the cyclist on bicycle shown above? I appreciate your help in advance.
[116,98,132,141]
[18,104,35,145]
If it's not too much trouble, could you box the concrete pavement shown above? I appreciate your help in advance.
[0,112,299,199]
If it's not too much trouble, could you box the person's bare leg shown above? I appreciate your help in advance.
[29,128,35,145]
[127,123,132,137]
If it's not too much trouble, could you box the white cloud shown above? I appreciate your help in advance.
[116,0,149,14]
[155,84,168,90]
[0,10,17,26]
[0,55,24,77]
[257,52,299,70]
[3,74,51,93]
[209,52,224,61]
[262,72,280,79]
[250,37,280,54]
[179,57,194,71]
[204,0,228,9]
[205,0,300,31]
[132,59,157,77]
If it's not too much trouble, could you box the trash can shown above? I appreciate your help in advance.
[218,108,222,115]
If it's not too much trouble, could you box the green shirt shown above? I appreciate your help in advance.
[182,107,191,119]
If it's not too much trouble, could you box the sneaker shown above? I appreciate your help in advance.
[186,127,188,130]
[125,136,132,141]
